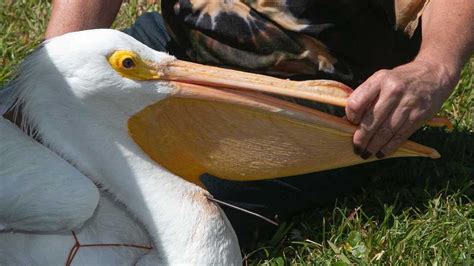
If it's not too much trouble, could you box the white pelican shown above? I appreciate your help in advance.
[0,29,442,265]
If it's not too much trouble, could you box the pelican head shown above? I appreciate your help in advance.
[14,30,175,131]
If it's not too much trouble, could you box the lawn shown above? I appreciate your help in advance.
[1,0,473,264]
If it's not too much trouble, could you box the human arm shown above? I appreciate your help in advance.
[45,0,123,39]
[345,0,474,159]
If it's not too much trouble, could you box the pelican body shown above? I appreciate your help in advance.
[0,29,440,265]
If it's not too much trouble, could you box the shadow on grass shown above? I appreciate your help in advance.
[362,127,473,212]
[337,127,474,211]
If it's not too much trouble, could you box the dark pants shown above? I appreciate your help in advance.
[124,13,371,248]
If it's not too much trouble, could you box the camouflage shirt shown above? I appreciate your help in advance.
[162,0,428,86]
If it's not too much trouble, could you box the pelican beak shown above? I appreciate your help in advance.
[108,50,352,106]
[157,60,353,107]
[126,58,442,186]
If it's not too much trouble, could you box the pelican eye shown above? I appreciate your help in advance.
[107,50,160,80]
[122,57,135,69]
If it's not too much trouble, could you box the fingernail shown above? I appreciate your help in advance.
[376,151,385,159]
[353,145,362,155]
[361,150,371,160]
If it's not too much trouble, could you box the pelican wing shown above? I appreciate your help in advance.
[128,83,439,185]
[0,117,99,232]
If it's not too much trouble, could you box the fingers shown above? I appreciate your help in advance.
[358,103,426,160]
[378,114,425,157]
[353,94,397,159]
[345,73,384,124]
[377,124,420,158]
[362,105,410,159]
[351,84,399,158]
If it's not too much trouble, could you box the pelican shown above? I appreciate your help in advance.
[0,29,442,265]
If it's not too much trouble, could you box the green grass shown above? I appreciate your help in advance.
[1,1,473,264]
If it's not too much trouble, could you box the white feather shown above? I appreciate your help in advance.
[0,117,99,232]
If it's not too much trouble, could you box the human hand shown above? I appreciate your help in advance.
[345,60,457,159]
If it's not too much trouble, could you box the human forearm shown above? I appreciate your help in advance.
[45,0,123,39]
[415,0,474,82]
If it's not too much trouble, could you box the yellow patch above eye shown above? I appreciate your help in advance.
[107,50,161,80]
